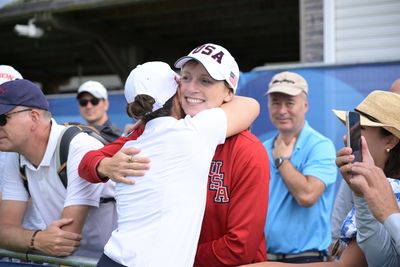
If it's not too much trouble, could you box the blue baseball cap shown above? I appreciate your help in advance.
[0,79,49,115]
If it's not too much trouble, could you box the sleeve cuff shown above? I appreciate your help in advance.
[383,213,400,251]
[94,157,110,183]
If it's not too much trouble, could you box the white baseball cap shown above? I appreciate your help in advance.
[77,80,108,100]
[0,65,23,85]
[174,43,240,92]
[124,61,179,112]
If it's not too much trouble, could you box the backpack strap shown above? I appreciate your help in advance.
[18,125,78,193]
[19,155,30,195]
[56,124,109,189]
[63,123,109,145]
[56,125,84,188]
[19,123,110,193]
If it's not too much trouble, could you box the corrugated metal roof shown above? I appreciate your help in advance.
[0,0,300,93]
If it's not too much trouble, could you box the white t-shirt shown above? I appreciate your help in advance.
[104,108,227,267]
[0,152,45,230]
[2,119,117,259]
[0,152,5,192]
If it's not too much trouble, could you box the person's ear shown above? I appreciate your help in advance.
[223,89,234,103]
[30,109,40,121]
[386,135,400,151]
[29,109,41,130]
[303,94,309,112]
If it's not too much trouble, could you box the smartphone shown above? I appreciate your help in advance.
[346,111,362,162]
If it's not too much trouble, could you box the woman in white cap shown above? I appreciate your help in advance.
[96,61,260,267]
[240,90,400,267]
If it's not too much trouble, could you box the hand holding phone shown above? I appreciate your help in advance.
[346,111,362,162]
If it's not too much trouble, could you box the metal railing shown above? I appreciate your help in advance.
[0,249,97,267]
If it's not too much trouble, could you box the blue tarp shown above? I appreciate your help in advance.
[47,61,400,190]
[49,61,400,150]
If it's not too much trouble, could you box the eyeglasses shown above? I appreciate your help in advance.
[78,98,101,107]
[0,109,32,126]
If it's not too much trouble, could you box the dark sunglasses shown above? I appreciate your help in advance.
[78,98,101,107]
[0,109,32,126]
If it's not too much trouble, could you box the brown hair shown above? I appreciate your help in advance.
[126,94,174,124]
[380,128,400,179]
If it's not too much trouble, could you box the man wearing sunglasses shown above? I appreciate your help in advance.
[76,80,122,142]
[0,79,117,259]
[0,66,46,238]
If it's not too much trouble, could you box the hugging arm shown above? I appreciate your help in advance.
[78,127,150,184]
[220,96,260,137]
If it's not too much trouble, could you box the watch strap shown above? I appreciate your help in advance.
[274,157,290,169]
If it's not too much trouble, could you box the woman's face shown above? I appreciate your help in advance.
[178,61,233,117]
[362,126,390,169]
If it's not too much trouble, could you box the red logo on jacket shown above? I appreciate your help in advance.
[209,161,230,203]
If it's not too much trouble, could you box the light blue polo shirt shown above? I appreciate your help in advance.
[264,121,337,254]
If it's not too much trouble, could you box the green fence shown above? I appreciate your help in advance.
[0,249,97,267]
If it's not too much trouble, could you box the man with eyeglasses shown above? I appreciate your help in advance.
[0,66,46,237]
[263,71,337,263]
[0,79,117,259]
[76,80,122,142]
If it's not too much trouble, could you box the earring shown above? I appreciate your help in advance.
[386,148,391,153]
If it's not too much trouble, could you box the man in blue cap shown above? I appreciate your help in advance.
[0,79,116,259]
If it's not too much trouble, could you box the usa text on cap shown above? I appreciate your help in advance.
[174,43,239,92]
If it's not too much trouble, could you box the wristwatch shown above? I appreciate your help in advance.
[274,157,290,169]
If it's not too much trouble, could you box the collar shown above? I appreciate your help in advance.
[292,121,310,150]
[102,118,113,127]
[144,116,177,133]
[272,121,309,151]
[21,119,64,170]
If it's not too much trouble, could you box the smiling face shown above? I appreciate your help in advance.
[178,61,233,116]
[267,92,308,136]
